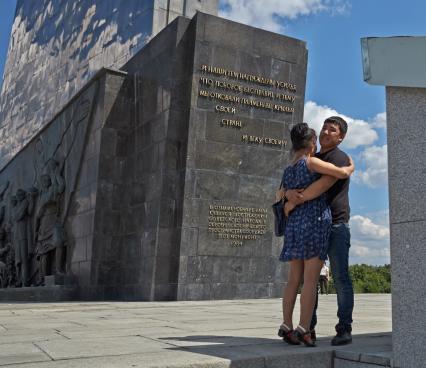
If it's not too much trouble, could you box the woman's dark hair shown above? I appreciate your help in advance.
[290,123,316,151]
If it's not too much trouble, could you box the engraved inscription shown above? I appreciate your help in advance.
[241,134,287,148]
[200,65,296,91]
[208,204,268,246]
[198,64,294,148]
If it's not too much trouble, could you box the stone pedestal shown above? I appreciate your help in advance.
[0,286,79,302]
[44,275,78,287]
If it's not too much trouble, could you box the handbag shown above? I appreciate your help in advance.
[272,181,287,237]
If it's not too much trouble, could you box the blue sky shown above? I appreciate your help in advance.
[2,0,422,265]
[0,1,16,82]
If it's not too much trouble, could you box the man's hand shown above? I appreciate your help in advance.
[285,189,304,205]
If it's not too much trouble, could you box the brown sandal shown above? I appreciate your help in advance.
[278,324,301,345]
[294,326,316,347]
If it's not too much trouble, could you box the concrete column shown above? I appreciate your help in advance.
[362,36,426,368]
[386,86,426,368]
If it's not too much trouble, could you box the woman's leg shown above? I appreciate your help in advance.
[299,257,323,330]
[282,260,304,328]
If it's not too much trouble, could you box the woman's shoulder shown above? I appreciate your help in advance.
[290,156,308,168]
[283,157,310,179]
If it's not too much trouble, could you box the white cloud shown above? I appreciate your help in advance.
[351,214,389,240]
[219,0,350,33]
[303,101,378,149]
[370,112,386,129]
[353,145,388,188]
[349,214,390,265]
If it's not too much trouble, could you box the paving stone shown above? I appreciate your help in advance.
[0,342,51,366]
[0,296,392,367]
[36,336,172,360]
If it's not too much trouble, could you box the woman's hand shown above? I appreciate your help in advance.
[284,201,295,217]
[342,156,355,177]
[275,188,285,202]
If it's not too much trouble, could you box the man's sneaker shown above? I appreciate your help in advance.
[331,330,352,346]
[310,329,316,342]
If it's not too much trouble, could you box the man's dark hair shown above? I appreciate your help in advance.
[324,116,348,136]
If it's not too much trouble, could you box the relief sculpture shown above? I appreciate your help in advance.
[13,189,36,287]
[0,224,15,288]
[34,159,66,285]
[0,182,16,288]
[0,82,97,290]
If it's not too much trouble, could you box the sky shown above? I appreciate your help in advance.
[1,0,423,265]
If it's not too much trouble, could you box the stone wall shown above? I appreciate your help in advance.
[0,0,218,170]
[177,13,307,299]
[386,86,426,368]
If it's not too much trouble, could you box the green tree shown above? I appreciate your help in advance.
[327,264,391,294]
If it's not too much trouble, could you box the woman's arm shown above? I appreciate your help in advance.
[307,156,354,179]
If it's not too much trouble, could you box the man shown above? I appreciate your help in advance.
[319,261,329,295]
[286,116,354,346]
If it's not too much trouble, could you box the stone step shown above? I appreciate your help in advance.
[0,285,79,302]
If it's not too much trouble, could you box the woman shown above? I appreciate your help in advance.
[277,122,354,347]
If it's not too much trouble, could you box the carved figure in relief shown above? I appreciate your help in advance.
[34,159,66,285]
[0,181,9,229]
[13,189,35,287]
[0,224,15,288]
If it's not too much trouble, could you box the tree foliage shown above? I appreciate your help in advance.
[327,264,391,294]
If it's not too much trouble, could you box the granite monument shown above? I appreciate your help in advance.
[0,2,307,301]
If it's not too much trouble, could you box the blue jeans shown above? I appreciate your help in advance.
[311,223,354,332]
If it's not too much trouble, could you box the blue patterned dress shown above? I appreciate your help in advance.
[279,157,331,262]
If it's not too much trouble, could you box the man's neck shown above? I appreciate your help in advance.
[320,145,338,154]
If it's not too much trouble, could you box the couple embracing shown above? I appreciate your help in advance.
[276,116,354,347]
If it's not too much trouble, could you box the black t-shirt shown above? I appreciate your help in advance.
[316,147,350,224]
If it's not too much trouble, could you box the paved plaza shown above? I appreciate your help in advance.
[0,294,391,367]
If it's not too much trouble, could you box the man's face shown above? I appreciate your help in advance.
[319,122,344,149]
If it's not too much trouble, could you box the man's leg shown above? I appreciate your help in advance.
[328,223,353,345]
[319,277,325,294]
